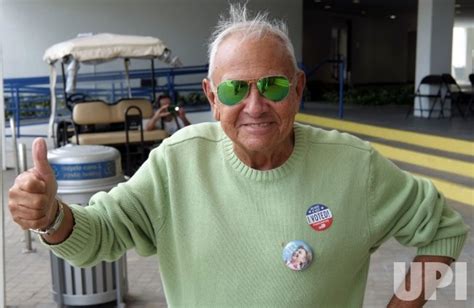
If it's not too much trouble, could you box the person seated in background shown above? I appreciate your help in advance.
[145,94,191,134]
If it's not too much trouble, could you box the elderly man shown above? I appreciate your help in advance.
[8,4,468,307]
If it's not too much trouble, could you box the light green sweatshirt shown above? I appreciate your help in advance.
[50,122,468,307]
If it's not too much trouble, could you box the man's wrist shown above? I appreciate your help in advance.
[30,198,65,236]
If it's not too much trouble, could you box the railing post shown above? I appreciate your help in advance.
[14,88,21,137]
[9,118,20,174]
[18,143,36,253]
[338,57,345,119]
[112,82,116,102]
[167,73,173,101]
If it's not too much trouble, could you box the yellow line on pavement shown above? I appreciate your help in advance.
[296,113,474,156]
[412,173,474,206]
[372,142,474,179]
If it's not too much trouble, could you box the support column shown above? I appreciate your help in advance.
[465,28,474,82]
[414,0,455,117]
[0,9,6,308]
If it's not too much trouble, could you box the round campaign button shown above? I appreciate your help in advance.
[305,204,333,231]
[282,240,313,271]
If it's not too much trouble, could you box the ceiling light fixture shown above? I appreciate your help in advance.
[353,0,360,3]
[455,4,461,8]
[324,4,331,9]
[389,15,397,20]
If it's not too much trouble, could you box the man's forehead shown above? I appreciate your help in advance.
[217,32,285,54]
[211,34,294,81]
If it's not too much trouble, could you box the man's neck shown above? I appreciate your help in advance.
[233,134,295,171]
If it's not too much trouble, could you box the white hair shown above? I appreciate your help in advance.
[207,3,298,78]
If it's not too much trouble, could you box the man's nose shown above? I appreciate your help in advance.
[242,84,269,115]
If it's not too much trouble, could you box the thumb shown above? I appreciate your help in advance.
[32,138,53,179]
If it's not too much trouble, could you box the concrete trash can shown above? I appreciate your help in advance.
[47,144,127,306]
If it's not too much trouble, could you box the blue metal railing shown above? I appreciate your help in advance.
[4,65,209,137]
[303,57,345,118]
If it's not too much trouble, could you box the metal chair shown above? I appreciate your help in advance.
[407,75,444,118]
[467,74,474,116]
[441,74,469,118]
[124,106,145,176]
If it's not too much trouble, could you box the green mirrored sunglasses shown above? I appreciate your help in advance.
[216,75,292,106]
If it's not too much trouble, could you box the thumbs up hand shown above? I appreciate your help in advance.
[8,138,59,231]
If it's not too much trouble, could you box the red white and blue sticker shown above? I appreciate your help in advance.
[306,204,333,231]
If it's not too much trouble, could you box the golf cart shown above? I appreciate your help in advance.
[43,33,182,174]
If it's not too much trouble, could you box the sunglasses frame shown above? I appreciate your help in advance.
[211,75,293,106]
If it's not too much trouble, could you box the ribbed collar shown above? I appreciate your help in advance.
[222,123,306,182]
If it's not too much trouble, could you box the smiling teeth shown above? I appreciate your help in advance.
[247,123,270,127]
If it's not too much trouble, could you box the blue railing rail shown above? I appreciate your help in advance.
[4,64,209,137]
[302,56,345,118]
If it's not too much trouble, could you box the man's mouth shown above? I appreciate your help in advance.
[241,121,275,128]
[242,122,272,128]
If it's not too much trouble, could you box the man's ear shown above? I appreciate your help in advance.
[292,70,306,114]
[295,70,306,102]
[202,78,220,121]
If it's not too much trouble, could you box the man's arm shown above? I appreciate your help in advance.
[145,106,169,131]
[365,149,468,307]
[178,107,191,126]
[388,255,454,308]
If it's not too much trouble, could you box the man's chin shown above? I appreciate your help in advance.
[237,138,274,153]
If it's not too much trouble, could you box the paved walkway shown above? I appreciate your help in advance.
[2,105,473,307]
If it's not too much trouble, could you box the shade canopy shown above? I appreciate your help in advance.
[43,33,180,66]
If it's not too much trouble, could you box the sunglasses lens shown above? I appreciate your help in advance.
[257,76,290,102]
[217,80,249,105]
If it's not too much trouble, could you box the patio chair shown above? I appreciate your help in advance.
[407,75,445,118]
[441,74,470,118]
[124,105,146,176]
[467,74,474,115]
[69,99,168,175]
[70,99,168,146]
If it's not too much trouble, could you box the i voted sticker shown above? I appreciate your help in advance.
[306,204,333,231]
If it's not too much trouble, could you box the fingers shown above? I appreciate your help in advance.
[32,138,54,180]
[9,202,48,221]
[8,186,49,211]
[158,109,171,117]
[8,187,52,230]
[10,211,50,231]
[158,105,168,112]
[14,170,47,194]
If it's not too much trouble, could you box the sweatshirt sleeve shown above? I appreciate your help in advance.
[46,145,170,267]
[367,148,469,260]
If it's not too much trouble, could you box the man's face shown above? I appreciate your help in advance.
[203,34,305,160]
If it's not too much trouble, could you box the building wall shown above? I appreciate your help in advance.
[303,9,417,85]
[1,0,303,78]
